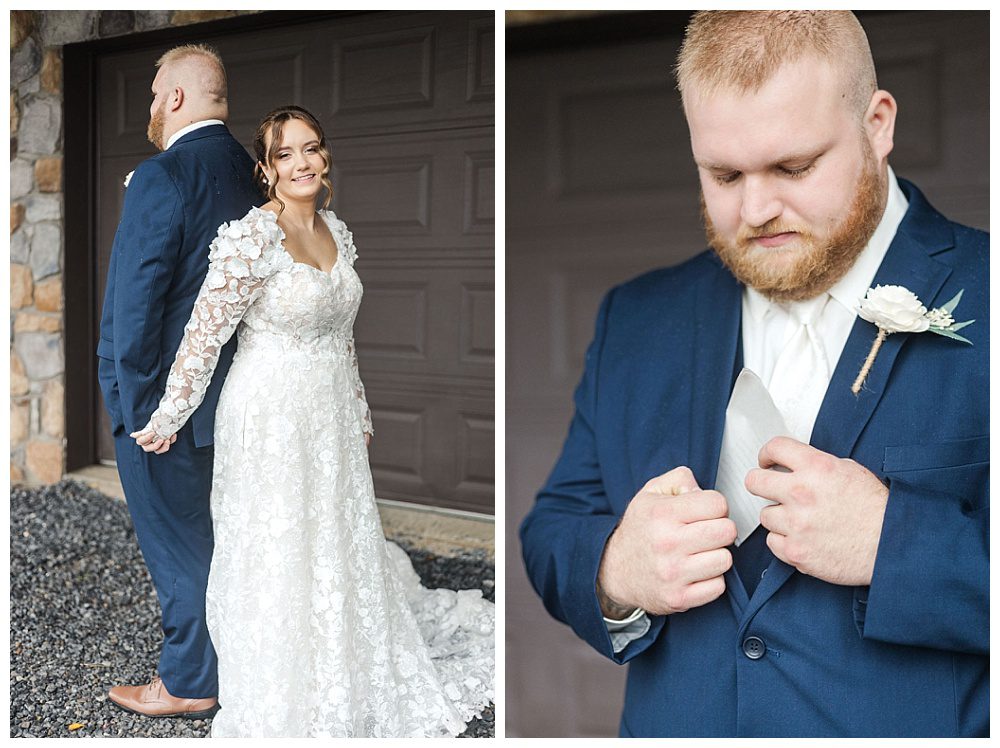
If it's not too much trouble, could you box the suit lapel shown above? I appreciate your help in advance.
[688,257,743,489]
[811,253,952,459]
[681,259,756,615]
[738,179,956,622]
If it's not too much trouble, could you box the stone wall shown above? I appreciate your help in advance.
[10,10,260,485]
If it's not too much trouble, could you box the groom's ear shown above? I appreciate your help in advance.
[170,86,184,112]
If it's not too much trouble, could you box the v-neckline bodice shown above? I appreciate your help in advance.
[252,206,340,275]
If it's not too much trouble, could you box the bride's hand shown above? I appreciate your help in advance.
[365,433,371,448]
[130,428,177,454]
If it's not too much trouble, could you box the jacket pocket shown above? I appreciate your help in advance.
[883,435,988,473]
[882,436,988,512]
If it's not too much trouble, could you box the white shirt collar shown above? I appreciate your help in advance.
[166,119,225,150]
[743,164,908,322]
[745,284,771,324]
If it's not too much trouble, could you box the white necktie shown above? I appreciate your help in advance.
[767,295,832,443]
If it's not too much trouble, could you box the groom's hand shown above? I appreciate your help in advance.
[597,466,738,617]
[747,436,889,587]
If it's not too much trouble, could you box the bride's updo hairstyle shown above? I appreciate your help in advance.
[252,105,334,215]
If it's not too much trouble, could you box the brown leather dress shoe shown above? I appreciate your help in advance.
[108,676,219,719]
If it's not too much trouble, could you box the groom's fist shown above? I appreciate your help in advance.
[597,466,737,617]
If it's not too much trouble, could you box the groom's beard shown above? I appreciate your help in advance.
[703,145,886,303]
[147,100,168,151]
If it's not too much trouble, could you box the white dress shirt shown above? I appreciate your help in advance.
[166,119,225,150]
[605,166,909,652]
[743,166,909,437]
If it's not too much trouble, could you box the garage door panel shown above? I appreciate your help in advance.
[466,16,495,103]
[224,42,310,133]
[330,129,493,240]
[369,403,425,482]
[355,266,492,380]
[303,12,493,136]
[355,280,429,361]
[459,281,494,366]
[463,150,494,235]
[455,408,494,498]
[333,154,433,233]
[332,25,435,114]
[368,383,492,512]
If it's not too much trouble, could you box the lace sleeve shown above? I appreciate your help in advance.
[142,210,291,440]
[348,338,373,437]
[324,209,372,437]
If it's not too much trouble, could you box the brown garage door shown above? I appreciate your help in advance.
[90,10,494,513]
[505,10,988,737]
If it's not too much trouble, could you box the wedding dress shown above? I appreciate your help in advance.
[142,207,493,737]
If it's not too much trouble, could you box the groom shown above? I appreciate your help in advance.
[521,11,987,737]
[96,44,261,717]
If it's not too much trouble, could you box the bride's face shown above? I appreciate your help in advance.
[261,118,328,204]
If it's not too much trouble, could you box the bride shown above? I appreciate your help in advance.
[130,105,493,737]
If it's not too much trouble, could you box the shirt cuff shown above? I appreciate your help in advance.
[604,608,651,654]
[604,606,646,628]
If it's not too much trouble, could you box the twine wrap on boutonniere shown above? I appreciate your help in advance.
[851,285,975,394]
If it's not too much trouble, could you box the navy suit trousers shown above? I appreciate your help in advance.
[113,423,217,698]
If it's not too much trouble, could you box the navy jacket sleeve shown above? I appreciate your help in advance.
[857,435,989,655]
[109,159,184,435]
[520,288,666,663]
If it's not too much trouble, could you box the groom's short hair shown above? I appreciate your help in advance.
[675,11,877,121]
[156,43,227,103]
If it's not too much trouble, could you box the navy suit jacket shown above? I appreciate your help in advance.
[97,124,261,447]
[520,179,988,737]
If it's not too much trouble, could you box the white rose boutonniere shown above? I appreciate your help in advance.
[852,285,975,394]
[124,170,135,188]
[857,285,930,333]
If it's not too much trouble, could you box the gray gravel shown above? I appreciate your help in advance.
[10,479,494,738]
